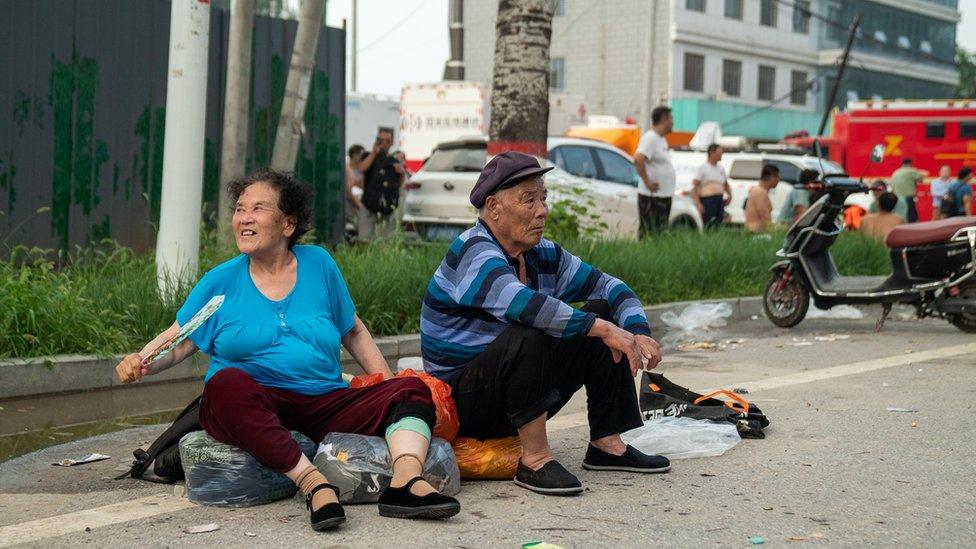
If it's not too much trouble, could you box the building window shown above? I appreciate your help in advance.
[684,53,705,92]
[826,4,842,41]
[760,0,777,27]
[724,0,742,19]
[792,0,810,33]
[549,57,565,91]
[554,0,565,16]
[962,121,976,139]
[686,0,706,12]
[925,122,945,139]
[758,65,776,101]
[722,59,741,97]
[790,70,807,105]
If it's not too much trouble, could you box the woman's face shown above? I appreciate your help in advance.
[232,181,295,256]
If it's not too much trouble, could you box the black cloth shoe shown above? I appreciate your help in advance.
[582,444,671,473]
[513,460,584,495]
[306,483,346,531]
[378,476,461,519]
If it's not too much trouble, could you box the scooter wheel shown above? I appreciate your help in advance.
[763,270,809,328]
[949,283,976,333]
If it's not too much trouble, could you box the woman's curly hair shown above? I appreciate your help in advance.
[227,169,314,248]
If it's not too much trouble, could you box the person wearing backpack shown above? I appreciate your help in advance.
[358,127,406,241]
[115,170,459,531]
[941,167,974,218]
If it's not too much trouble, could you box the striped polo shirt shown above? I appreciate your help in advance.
[420,220,651,380]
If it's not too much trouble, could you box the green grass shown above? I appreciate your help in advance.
[0,229,890,359]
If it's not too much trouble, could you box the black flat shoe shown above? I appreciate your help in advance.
[306,483,346,531]
[513,460,584,495]
[378,476,461,519]
[582,444,671,473]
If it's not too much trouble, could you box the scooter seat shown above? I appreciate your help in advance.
[885,216,976,249]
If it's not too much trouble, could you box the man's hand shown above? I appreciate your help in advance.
[648,181,660,193]
[589,319,642,377]
[393,161,406,176]
[723,194,733,206]
[116,353,147,384]
[372,139,383,155]
[635,335,662,371]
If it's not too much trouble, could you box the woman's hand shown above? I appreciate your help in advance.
[116,353,147,383]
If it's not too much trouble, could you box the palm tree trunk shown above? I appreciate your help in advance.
[488,0,555,158]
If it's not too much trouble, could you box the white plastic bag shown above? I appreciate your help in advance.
[313,433,460,504]
[660,302,733,344]
[620,416,740,459]
[806,304,863,319]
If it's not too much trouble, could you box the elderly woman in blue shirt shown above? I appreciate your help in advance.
[116,170,459,532]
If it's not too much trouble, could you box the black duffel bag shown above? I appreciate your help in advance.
[639,372,770,439]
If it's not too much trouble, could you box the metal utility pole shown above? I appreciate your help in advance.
[351,0,358,91]
[270,0,326,171]
[818,15,861,137]
[218,0,254,247]
[156,0,211,296]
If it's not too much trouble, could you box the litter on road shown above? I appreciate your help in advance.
[184,523,220,534]
[52,453,111,467]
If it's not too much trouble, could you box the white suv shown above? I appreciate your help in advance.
[402,136,703,240]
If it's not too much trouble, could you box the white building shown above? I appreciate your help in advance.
[459,0,960,141]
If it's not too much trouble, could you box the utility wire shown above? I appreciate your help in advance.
[356,0,433,54]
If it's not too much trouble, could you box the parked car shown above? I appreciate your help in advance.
[401,136,704,241]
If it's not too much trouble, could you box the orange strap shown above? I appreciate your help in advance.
[693,390,750,414]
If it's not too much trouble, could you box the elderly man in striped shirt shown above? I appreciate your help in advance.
[420,151,669,496]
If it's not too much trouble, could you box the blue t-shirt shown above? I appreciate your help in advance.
[949,180,973,216]
[176,245,356,396]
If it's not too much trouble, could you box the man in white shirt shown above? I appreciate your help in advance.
[930,165,953,220]
[633,106,676,238]
[692,144,732,227]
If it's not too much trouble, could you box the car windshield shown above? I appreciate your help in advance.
[802,157,845,175]
[423,146,487,172]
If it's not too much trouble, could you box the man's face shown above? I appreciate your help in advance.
[661,113,674,133]
[709,146,723,163]
[764,173,780,189]
[485,177,548,251]
[939,166,951,179]
[376,131,393,153]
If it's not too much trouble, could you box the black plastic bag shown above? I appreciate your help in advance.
[639,372,769,438]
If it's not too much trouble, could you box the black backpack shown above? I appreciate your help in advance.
[115,395,202,483]
[940,181,963,217]
[362,153,401,215]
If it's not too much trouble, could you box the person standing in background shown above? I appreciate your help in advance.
[930,165,954,220]
[889,158,925,223]
[744,165,780,233]
[633,106,676,237]
[345,144,366,235]
[691,144,732,228]
[359,128,404,241]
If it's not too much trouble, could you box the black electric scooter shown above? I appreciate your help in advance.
[763,146,976,333]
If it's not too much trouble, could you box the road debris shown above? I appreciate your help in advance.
[52,453,111,467]
[184,523,220,534]
[749,535,766,544]
[886,407,918,413]
[677,341,719,351]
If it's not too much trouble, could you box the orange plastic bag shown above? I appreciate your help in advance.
[349,369,460,442]
[451,436,522,480]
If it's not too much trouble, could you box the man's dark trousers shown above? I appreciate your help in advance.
[638,195,672,237]
[447,300,644,442]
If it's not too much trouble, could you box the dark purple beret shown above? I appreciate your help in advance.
[469,151,554,208]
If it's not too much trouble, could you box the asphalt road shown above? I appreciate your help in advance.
[2,308,974,548]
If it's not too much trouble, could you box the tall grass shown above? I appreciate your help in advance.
[0,229,889,359]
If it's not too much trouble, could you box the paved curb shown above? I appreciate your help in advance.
[0,296,763,401]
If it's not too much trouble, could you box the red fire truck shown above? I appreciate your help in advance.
[784,100,976,221]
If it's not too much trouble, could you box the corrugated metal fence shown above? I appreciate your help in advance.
[0,0,346,254]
